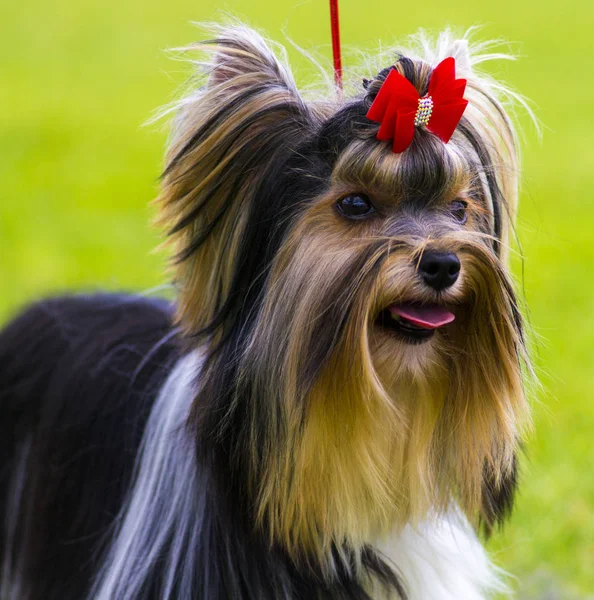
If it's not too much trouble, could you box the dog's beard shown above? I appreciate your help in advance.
[238,223,529,571]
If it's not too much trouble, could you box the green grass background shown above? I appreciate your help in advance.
[2,0,593,596]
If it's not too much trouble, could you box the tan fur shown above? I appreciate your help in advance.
[156,25,320,337]
[243,169,529,570]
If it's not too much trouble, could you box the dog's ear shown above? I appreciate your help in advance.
[156,26,315,336]
[438,35,521,261]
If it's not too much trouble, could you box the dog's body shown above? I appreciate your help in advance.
[1,25,530,599]
[0,295,502,600]
[0,295,180,599]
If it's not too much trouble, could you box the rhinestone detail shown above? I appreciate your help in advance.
[414,95,433,127]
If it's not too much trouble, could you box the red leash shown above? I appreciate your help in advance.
[329,0,343,90]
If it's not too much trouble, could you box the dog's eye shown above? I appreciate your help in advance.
[450,200,468,224]
[336,194,375,218]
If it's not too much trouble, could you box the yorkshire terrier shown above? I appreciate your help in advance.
[0,24,531,600]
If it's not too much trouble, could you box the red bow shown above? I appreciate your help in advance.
[366,57,468,153]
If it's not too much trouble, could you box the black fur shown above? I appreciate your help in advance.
[480,455,519,537]
[0,295,408,599]
[0,295,180,599]
[456,119,505,252]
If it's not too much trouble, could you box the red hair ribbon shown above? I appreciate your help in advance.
[366,57,468,153]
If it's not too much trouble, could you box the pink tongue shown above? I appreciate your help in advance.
[389,304,455,330]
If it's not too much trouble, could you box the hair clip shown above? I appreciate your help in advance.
[366,57,468,153]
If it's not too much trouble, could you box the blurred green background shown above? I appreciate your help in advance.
[2,0,593,597]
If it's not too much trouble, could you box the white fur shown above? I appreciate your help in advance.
[378,512,509,600]
[89,352,203,600]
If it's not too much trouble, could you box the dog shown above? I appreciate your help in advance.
[0,24,531,599]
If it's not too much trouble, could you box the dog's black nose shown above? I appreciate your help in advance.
[418,251,460,291]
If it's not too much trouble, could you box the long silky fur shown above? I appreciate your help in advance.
[154,23,531,593]
[0,23,533,600]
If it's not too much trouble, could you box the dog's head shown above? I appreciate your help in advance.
[157,25,530,570]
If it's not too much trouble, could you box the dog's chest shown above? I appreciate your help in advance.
[376,513,506,600]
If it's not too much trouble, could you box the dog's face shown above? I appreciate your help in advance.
[158,26,530,566]
[264,128,497,379]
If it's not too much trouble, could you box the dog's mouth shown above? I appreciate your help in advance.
[375,303,455,344]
